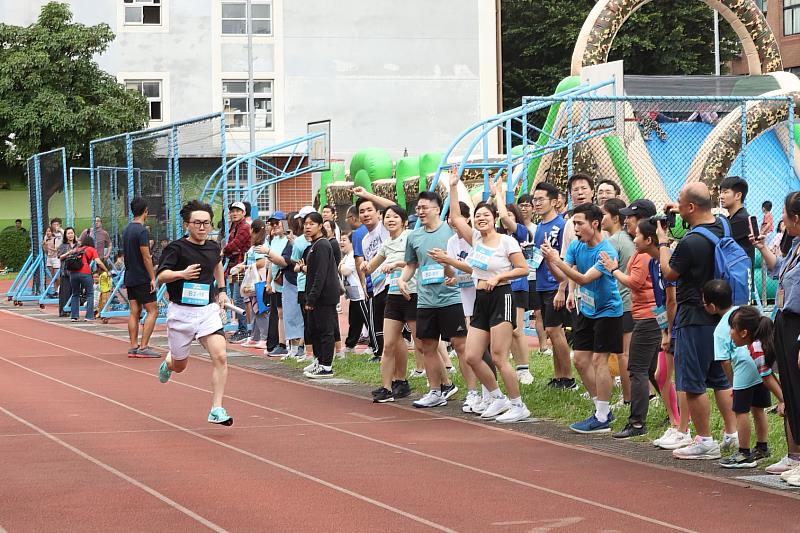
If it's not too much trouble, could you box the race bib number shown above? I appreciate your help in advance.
[456,270,474,289]
[371,271,386,287]
[420,264,445,285]
[467,245,492,271]
[652,305,669,330]
[578,287,595,315]
[526,247,543,270]
[388,270,401,294]
[182,282,210,306]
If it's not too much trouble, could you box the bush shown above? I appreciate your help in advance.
[0,228,30,270]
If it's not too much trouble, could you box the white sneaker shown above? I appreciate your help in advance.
[472,395,491,414]
[446,366,457,375]
[769,455,800,475]
[721,433,739,455]
[658,429,693,450]
[412,390,446,408]
[672,436,721,460]
[496,403,530,423]
[303,358,319,373]
[480,397,511,419]
[240,338,258,347]
[780,464,800,481]
[516,369,534,385]
[408,369,426,379]
[334,351,346,359]
[254,340,267,349]
[611,397,628,411]
[462,390,481,413]
[653,427,676,447]
[580,391,591,400]
[540,347,553,357]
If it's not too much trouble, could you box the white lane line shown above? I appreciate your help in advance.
[0,356,457,533]
[0,326,694,533]
[0,406,226,533]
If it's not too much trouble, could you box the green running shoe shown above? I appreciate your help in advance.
[208,406,233,426]
[158,361,172,383]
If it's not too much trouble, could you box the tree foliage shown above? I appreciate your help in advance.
[0,2,149,168]
[501,0,741,110]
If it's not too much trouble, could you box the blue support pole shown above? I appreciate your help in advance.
[567,96,574,179]
[740,101,747,183]
[789,96,796,183]
[504,118,513,205]
[126,134,134,222]
[171,125,180,240]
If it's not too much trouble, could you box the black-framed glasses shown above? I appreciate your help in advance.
[518,203,533,208]
[189,220,212,228]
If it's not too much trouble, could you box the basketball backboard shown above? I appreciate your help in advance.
[307,119,331,171]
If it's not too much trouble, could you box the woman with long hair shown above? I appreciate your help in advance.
[448,171,531,423]
[57,227,79,316]
[300,212,341,378]
[68,235,109,321]
[42,226,60,296]
[236,219,269,349]
[363,205,415,402]
[753,191,800,476]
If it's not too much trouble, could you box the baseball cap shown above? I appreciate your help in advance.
[294,205,316,219]
[230,201,246,212]
[268,210,286,221]
[619,199,657,218]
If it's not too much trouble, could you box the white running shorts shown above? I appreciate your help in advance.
[166,302,224,360]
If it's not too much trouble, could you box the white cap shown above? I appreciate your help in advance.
[230,201,246,212]
[294,205,316,219]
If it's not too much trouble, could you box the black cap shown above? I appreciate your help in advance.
[619,199,657,218]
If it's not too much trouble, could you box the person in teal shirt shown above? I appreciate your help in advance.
[397,191,462,409]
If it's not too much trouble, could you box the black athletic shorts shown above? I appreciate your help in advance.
[528,281,541,310]
[535,289,569,328]
[732,383,772,414]
[127,283,157,305]
[573,313,624,354]
[384,293,418,323]
[512,290,529,311]
[416,303,467,341]
[471,285,515,332]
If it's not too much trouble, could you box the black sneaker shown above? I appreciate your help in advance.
[371,386,385,397]
[373,387,395,403]
[750,447,771,462]
[612,424,646,439]
[440,382,458,400]
[546,378,558,388]
[369,355,382,363]
[392,380,411,399]
[555,378,578,390]
[719,452,757,469]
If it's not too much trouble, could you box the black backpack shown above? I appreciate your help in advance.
[63,248,86,272]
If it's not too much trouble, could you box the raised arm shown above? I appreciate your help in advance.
[493,178,517,233]
[448,166,473,245]
[352,186,394,209]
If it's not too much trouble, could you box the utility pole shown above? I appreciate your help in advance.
[714,10,720,76]
[246,0,255,210]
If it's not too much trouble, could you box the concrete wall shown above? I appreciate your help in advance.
[1,0,498,161]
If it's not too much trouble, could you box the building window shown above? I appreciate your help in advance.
[223,80,273,129]
[757,0,767,14]
[222,1,272,35]
[124,0,161,25]
[126,80,163,120]
[786,0,800,35]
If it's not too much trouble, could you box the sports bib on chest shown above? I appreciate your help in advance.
[578,287,595,314]
[652,305,669,330]
[526,247,542,281]
[388,270,401,294]
[182,282,210,306]
[420,264,445,285]
[467,245,492,271]
[371,271,386,287]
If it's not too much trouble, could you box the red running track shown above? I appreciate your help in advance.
[1,310,799,532]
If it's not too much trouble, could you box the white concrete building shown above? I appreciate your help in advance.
[1,0,501,160]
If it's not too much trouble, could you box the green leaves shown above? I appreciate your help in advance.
[502,0,741,109]
[0,1,148,169]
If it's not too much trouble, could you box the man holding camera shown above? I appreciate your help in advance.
[658,182,737,460]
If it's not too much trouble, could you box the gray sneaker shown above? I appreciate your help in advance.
[672,436,721,460]
[266,345,288,358]
[132,346,161,358]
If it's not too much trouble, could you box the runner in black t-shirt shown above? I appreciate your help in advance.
[156,200,234,426]
[123,197,159,358]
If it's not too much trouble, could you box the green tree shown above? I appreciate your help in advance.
[501,0,740,110]
[0,2,148,168]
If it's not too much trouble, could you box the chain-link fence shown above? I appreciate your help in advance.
[524,95,797,218]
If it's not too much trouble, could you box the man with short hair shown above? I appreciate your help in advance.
[264,211,289,354]
[518,193,549,355]
[14,219,26,234]
[123,197,159,358]
[157,200,234,426]
[397,191,461,408]
[352,188,392,362]
[541,202,623,433]
[719,176,755,292]
[81,217,111,261]
[533,182,574,389]
[223,201,251,342]
[659,182,739,459]
[597,179,622,204]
